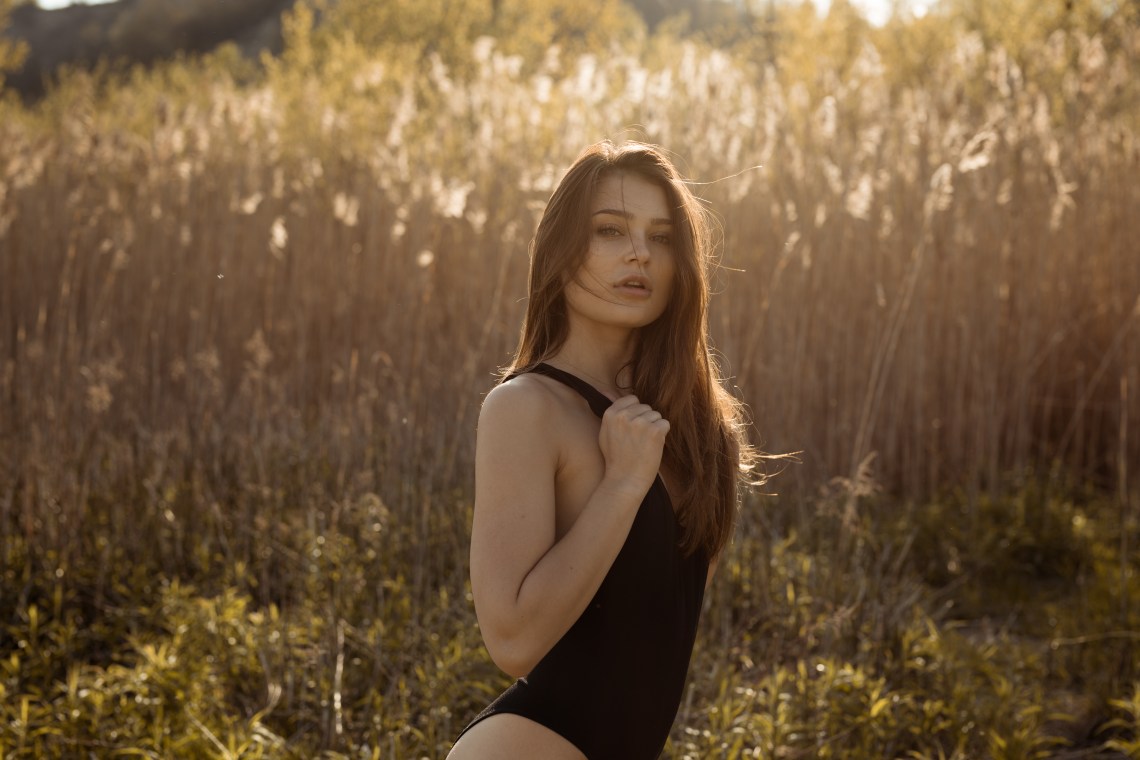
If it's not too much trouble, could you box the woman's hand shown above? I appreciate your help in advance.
[597,395,669,499]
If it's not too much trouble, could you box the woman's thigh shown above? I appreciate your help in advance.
[446,713,587,760]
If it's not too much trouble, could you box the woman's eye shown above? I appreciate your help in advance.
[597,225,622,237]
[652,234,672,245]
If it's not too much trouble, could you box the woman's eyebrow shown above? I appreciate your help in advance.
[591,208,673,226]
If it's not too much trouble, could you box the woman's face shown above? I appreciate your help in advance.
[563,171,677,333]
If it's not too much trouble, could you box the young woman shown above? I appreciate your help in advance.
[448,141,757,760]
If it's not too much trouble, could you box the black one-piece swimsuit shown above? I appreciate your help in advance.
[456,363,709,760]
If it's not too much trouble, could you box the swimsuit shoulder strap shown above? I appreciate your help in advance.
[505,363,612,419]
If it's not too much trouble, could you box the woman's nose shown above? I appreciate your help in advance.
[626,233,650,262]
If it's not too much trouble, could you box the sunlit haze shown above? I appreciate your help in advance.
[34,0,934,26]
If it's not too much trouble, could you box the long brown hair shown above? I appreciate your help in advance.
[508,140,758,560]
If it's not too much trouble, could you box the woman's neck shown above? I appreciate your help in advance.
[547,327,636,398]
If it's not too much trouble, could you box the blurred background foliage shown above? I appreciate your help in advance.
[0,0,27,88]
[1,0,1139,757]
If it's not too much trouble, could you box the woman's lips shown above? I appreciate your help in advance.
[615,283,652,299]
[615,275,651,298]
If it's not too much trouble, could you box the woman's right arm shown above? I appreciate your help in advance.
[469,378,667,678]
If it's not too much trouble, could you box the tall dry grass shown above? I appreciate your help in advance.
[3,30,1136,539]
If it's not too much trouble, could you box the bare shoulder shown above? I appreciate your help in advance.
[474,374,568,487]
[480,372,560,419]
[478,372,579,435]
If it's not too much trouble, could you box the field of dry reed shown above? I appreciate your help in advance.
[1,13,1139,758]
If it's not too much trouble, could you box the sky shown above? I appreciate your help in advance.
[815,0,934,25]
[34,0,935,27]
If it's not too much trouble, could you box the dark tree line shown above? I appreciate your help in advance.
[0,0,759,99]
[2,0,294,98]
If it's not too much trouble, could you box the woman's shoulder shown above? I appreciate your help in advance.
[482,371,584,414]
[476,373,579,470]
[479,372,575,428]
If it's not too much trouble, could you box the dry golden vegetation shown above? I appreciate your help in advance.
[1,0,1139,757]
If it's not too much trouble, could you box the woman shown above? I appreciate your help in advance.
[448,141,757,759]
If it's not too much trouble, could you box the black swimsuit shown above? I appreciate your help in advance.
[456,363,709,760]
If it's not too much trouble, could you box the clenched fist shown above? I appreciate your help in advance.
[597,395,669,500]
